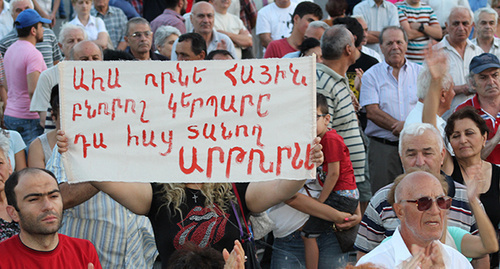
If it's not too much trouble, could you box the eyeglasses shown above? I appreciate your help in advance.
[317,114,328,119]
[130,31,152,38]
[400,196,452,211]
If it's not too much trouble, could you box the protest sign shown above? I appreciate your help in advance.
[59,57,316,183]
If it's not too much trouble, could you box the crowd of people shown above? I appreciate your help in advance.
[0,0,499,268]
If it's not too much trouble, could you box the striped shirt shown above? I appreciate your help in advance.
[354,176,478,254]
[0,27,62,68]
[46,147,158,268]
[396,2,439,64]
[316,63,366,183]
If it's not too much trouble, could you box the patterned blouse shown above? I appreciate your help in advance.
[0,218,19,242]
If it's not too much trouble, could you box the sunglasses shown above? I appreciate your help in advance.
[400,196,452,211]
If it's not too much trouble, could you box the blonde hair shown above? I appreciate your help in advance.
[158,183,236,218]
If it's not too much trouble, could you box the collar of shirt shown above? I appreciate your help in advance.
[368,0,388,8]
[74,15,97,27]
[441,35,478,52]
[471,94,500,123]
[383,59,408,74]
[316,63,349,84]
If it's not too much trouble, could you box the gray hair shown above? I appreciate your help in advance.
[58,23,88,44]
[447,6,474,25]
[126,17,150,35]
[0,132,10,162]
[379,26,408,44]
[399,123,444,156]
[321,24,352,60]
[154,25,181,48]
[416,64,453,100]
[308,20,330,31]
[10,0,33,16]
[474,7,498,26]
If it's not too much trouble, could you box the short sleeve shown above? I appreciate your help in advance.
[397,6,407,23]
[256,8,271,35]
[447,226,469,254]
[8,130,25,154]
[96,17,108,33]
[322,131,345,164]
[26,50,47,74]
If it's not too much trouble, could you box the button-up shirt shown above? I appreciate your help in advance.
[353,0,400,55]
[433,36,483,117]
[357,227,472,269]
[91,6,128,48]
[360,60,421,141]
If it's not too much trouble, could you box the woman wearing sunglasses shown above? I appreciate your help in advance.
[387,170,498,261]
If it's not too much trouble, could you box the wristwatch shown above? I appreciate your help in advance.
[418,23,425,33]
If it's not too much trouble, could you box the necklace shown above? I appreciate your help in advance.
[187,188,200,203]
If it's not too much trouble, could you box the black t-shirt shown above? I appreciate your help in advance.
[147,183,249,267]
[346,52,379,100]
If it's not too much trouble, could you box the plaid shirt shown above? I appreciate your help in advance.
[240,0,257,31]
[91,6,128,48]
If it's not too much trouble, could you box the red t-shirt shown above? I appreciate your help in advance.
[264,38,297,59]
[0,234,102,268]
[319,129,357,191]
[455,95,500,164]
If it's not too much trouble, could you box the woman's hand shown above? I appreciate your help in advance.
[223,240,245,269]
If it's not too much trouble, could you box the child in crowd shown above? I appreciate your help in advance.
[69,0,110,49]
[301,94,359,269]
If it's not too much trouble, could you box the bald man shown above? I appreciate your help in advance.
[171,2,236,60]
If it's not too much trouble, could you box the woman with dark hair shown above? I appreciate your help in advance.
[298,38,322,63]
[423,48,500,267]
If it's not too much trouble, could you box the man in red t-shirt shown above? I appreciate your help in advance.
[0,168,101,268]
[455,53,500,164]
[263,1,322,59]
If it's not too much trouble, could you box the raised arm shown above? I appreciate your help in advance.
[460,168,499,258]
[56,130,153,215]
[245,138,323,213]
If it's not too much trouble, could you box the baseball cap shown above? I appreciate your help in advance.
[470,53,500,74]
[15,9,51,29]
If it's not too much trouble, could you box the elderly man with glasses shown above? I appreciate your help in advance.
[124,17,167,61]
[356,170,472,268]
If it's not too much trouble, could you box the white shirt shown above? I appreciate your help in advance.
[422,0,471,27]
[0,1,13,39]
[256,2,297,40]
[433,36,483,118]
[357,227,473,269]
[69,15,108,41]
[361,45,383,62]
[404,101,454,154]
[267,178,322,238]
[472,37,500,61]
[214,11,249,59]
[360,60,421,141]
[170,29,238,60]
[353,0,400,55]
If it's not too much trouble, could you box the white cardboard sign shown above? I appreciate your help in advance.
[59,58,316,183]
